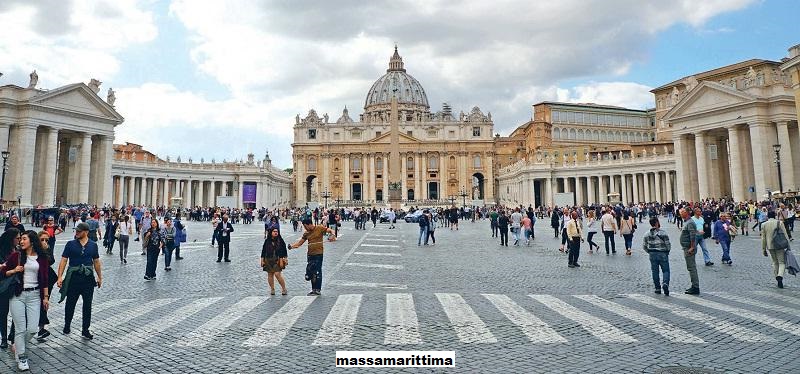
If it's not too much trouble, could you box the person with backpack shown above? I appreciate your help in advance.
[643,217,671,296]
[173,214,185,261]
[417,210,430,246]
[761,210,791,288]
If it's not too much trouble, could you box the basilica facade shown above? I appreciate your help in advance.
[291,47,496,207]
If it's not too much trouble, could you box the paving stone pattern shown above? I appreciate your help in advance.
[1,217,798,373]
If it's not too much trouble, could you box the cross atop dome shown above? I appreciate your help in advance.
[388,45,405,72]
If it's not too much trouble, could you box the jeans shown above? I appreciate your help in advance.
[418,227,429,245]
[164,241,175,267]
[603,230,616,254]
[490,221,498,237]
[146,246,160,277]
[499,227,508,245]
[511,227,521,243]
[307,255,324,291]
[719,239,731,262]
[10,290,40,358]
[64,271,95,333]
[0,297,9,342]
[426,229,436,244]
[623,234,634,250]
[587,232,598,250]
[696,237,711,263]
[118,235,130,261]
[211,231,217,245]
[648,252,670,289]
[683,247,699,289]
[568,238,581,265]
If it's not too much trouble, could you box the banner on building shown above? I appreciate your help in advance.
[243,183,257,203]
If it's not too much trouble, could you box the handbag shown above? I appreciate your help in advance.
[115,226,121,239]
[772,222,790,250]
[277,257,288,269]
[0,273,20,299]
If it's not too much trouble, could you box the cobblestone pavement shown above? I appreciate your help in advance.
[1,217,799,373]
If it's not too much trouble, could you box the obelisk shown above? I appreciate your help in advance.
[388,95,401,208]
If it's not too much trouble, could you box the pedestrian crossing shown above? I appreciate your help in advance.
[32,291,800,349]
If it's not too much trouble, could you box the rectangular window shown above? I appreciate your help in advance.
[352,158,361,170]
[472,127,481,137]
[351,131,361,139]
[449,130,455,138]
[333,132,340,140]
[552,110,560,122]
[375,131,382,137]
[427,130,437,138]
[307,129,317,140]
[407,130,413,136]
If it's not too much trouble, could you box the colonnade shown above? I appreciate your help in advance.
[0,123,113,207]
[551,171,676,206]
[673,121,800,202]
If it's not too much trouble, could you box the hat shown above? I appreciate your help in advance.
[302,218,313,226]
[76,222,90,232]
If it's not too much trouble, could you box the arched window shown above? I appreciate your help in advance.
[352,157,361,170]
[449,156,456,169]
[308,157,317,172]
[376,157,383,171]
[406,156,414,171]
[473,155,482,168]
[334,158,340,170]
[553,128,560,139]
[561,128,568,139]
[569,128,576,140]
[428,156,438,169]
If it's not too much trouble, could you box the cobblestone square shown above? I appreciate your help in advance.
[2,217,798,373]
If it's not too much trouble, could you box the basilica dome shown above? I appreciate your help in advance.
[363,47,430,120]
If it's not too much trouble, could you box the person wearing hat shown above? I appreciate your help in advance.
[55,222,103,340]
[289,218,337,296]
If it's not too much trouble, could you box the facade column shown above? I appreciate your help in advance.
[413,153,421,201]
[673,135,687,201]
[694,131,709,200]
[609,175,617,201]
[632,173,640,203]
[198,180,206,207]
[564,177,572,193]
[40,128,59,206]
[586,176,595,205]
[343,156,351,201]
[420,153,428,201]
[150,178,158,207]
[8,125,38,207]
[209,181,217,207]
[748,123,770,198]
[655,172,663,202]
[727,126,745,201]
[237,181,244,209]
[126,177,135,206]
[544,177,553,207]
[77,134,92,204]
[666,172,674,202]
[643,173,652,202]
[776,121,795,191]
[368,154,376,202]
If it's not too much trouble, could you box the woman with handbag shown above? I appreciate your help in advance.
[117,215,134,264]
[619,211,636,256]
[713,213,735,265]
[260,228,288,296]
[3,230,50,371]
[0,228,21,349]
[35,231,57,342]
[143,219,164,281]
[162,218,177,272]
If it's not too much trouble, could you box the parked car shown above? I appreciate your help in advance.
[404,209,433,223]
[379,211,391,223]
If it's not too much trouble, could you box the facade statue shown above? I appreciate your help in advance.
[201,157,204,163]
[166,155,170,162]
[652,146,657,155]
[188,157,193,164]
[663,145,669,155]
[744,67,756,88]
[683,75,698,92]
[88,79,102,94]
[642,148,647,157]
[28,70,38,88]
[106,88,116,106]
[323,113,329,123]
[131,151,136,160]
[619,151,623,160]
[295,114,300,124]
[670,86,680,106]
[177,156,181,163]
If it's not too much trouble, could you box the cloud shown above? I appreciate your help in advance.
[166,0,753,142]
[0,0,157,87]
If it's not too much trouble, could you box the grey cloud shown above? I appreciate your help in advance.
[0,0,75,36]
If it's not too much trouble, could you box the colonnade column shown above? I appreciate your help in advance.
[620,174,629,205]
[198,181,205,207]
[575,176,584,206]
[126,177,135,206]
[776,121,795,191]
[586,176,595,205]
[40,128,59,206]
[609,175,617,202]
[666,172,674,202]
[632,173,640,204]
[727,126,745,201]
[598,176,607,204]
[209,181,217,207]
[673,135,687,201]
[544,177,552,207]
[694,131,709,200]
[748,123,770,198]
[655,172,663,202]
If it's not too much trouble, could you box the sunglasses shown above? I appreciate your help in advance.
[40,239,48,242]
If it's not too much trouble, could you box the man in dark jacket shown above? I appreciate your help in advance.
[498,211,510,246]
[215,214,234,262]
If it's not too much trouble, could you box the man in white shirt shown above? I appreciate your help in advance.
[510,208,523,246]
[601,207,617,254]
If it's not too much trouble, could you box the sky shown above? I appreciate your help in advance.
[1,0,797,169]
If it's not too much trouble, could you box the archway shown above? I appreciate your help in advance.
[472,173,485,200]
[305,175,317,202]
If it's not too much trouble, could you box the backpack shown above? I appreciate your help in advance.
[771,222,790,250]
[418,214,429,227]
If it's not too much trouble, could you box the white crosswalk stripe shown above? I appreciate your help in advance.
[354,252,401,257]
[530,294,636,343]
[242,296,317,347]
[708,292,800,317]
[109,297,223,347]
[385,293,421,345]
[677,294,800,336]
[346,262,403,270]
[624,294,773,342]
[364,238,400,242]
[314,294,363,345]
[752,291,800,307]
[482,294,566,343]
[574,295,704,343]
[176,296,266,347]
[360,243,400,248]
[436,293,497,343]
[330,281,408,289]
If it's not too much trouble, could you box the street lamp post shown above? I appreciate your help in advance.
[448,195,456,207]
[336,196,342,210]
[321,187,331,209]
[773,144,783,194]
[0,150,8,203]
[459,187,468,208]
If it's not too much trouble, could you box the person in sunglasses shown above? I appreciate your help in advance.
[55,222,103,340]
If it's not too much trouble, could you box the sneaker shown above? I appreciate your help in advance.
[572,263,580,267]
[654,288,661,294]
[662,284,669,296]
[17,357,29,371]
[705,262,714,266]
[176,257,184,260]
[144,276,151,281]
[63,327,71,335]
[568,264,575,268]
[777,276,784,289]
[224,259,231,262]
[37,329,50,340]
[307,291,318,296]
[684,287,700,295]
[82,331,94,340]
[216,259,222,263]
[123,259,127,264]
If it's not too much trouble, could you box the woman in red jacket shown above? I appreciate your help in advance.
[3,230,50,371]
